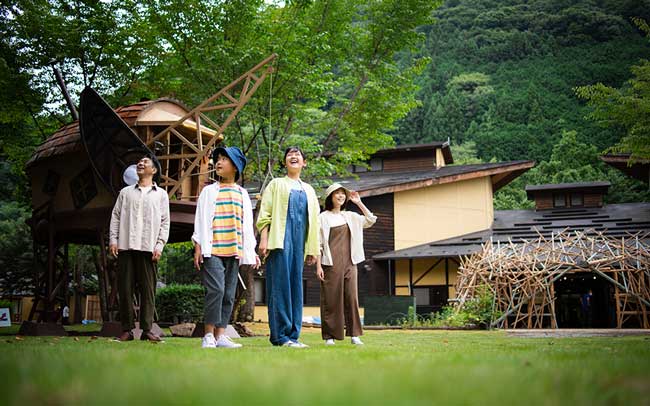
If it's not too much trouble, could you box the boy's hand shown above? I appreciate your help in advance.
[193,247,203,271]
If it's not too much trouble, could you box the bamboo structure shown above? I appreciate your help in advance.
[455,229,650,329]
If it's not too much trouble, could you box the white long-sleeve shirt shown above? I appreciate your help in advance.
[109,183,170,253]
[319,210,377,266]
[192,182,258,266]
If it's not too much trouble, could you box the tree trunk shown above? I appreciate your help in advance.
[234,265,256,322]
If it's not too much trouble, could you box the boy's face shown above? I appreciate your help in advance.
[136,157,157,178]
[215,154,237,179]
[285,149,305,171]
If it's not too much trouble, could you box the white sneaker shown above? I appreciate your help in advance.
[216,335,242,348]
[351,336,364,345]
[282,341,309,348]
[202,333,217,348]
[325,339,335,346]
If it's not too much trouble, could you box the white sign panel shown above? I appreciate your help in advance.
[0,308,10,327]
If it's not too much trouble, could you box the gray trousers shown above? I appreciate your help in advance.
[202,256,240,328]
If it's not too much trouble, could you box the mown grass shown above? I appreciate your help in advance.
[0,325,649,405]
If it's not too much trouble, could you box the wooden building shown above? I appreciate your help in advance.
[374,180,650,328]
[252,142,535,320]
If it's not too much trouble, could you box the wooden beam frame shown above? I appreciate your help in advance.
[147,54,278,198]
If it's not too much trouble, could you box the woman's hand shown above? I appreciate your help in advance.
[349,190,361,204]
[253,255,261,270]
[258,237,268,259]
[193,246,203,271]
[316,266,325,282]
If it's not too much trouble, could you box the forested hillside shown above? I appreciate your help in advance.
[393,0,650,208]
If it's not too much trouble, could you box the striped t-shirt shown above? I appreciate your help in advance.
[211,185,244,257]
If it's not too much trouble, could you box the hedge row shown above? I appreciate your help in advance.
[156,284,205,323]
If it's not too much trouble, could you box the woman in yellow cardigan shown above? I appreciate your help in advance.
[257,147,320,348]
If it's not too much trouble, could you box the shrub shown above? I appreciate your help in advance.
[401,285,500,329]
[0,299,12,309]
[156,284,205,323]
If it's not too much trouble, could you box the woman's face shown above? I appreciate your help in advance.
[331,189,347,209]
[285,149,305,172]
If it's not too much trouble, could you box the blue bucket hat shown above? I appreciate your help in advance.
[212,146,247,181]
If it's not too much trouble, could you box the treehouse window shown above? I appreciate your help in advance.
[70,168,97,209]
[43,170,60,196]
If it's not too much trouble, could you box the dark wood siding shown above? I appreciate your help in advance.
[534,192,604,210]
[584,193,603,208]
[301,194,395,306]
[348,193,395,303]
[382,151,436,172]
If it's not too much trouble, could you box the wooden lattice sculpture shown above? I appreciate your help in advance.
[455,229,650,329]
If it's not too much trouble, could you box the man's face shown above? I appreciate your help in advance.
[136,157,156,177]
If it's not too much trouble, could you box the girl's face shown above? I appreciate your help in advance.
[215,154,237,180]
[285,149,306,172]
[331,189,347,210]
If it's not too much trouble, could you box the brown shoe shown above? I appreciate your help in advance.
[140,331,163,342]
[117,331,134,341]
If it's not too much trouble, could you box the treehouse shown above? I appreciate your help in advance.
[24,55,276,323]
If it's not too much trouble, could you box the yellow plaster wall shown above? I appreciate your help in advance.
[393,176,493,250]
[393,258,460,299]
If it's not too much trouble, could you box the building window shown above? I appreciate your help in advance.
[43,170,60,196]
[570,193,583,207]
[353,164,367,173]
[254,278,265,304]
[413,287,431,306]
[413,286,449,309]
[553,193,566,208]
[369,157,383,172]
[70,168,98,209]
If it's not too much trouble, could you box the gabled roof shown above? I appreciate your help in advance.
[336,160,534,198]
[25,98,216,168]
[373,141,454,164]
[525,181,611,199]
[601,154,650,183]
[373,202,650,260]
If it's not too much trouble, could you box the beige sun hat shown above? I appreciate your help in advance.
[323,182,350,202]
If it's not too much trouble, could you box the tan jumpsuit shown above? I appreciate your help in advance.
[320,224,363,340]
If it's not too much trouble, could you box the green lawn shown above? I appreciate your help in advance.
[0,326,649,405]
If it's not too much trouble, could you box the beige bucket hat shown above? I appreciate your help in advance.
[323,182,350,203]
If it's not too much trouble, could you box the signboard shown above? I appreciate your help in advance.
[0,308,11,327]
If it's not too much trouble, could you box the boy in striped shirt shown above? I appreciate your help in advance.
[192,147,260,348]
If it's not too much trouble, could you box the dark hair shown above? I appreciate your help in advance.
[325,188,347,211]
[283,146,306,161]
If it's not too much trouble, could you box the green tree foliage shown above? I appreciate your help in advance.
[494,130,650,209]
[576,18,650,161]
[394,0,650,164]
[2,0,440,184]
[0,201,33,294]
[157,242,200,285]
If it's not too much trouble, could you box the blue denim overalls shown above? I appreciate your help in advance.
[266,188,308,345]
